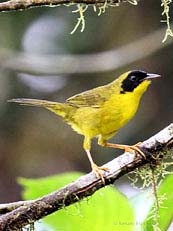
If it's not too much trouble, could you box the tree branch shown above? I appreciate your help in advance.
[0,123,173,230]
[0,26,172,76]
[0,201,33,215]
[0,0,127,12]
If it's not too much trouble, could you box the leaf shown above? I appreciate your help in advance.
[18,172,82,199]
[19,172,135,231]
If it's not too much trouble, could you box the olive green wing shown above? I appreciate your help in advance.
[66,85,112,108]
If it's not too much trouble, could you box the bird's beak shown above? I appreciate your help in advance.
[144,73,161,80]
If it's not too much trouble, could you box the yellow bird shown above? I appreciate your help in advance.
[9,70,160,181]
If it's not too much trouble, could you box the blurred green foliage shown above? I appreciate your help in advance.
[20,172,135,231]
[143,175,173,231]
[19,173,173,230]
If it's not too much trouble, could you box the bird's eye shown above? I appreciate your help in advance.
[130,76,137,81]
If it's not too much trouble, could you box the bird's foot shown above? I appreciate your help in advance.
[91,163,109,183]
[106,142,145,158]
[123,143,145,158]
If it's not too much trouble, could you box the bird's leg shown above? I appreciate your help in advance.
[83,137,109,183]
[85,150,109,183]
[98,137,145,158]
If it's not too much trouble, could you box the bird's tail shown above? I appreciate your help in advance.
[8,98,73,119]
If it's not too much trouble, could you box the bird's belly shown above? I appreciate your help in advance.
[70,108,101,137]
[69,107,124,138]
[68,98,138,139]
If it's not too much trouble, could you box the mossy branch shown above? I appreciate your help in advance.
[0,123,173,230]
[0,0,128,12]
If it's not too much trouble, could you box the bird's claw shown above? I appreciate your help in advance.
[105,142,145,158]
[124,143,145,158]
[91,163,109,183]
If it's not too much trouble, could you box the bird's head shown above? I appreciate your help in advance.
[118,70,161,96]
